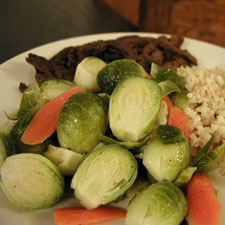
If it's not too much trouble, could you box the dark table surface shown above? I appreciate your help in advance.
[0,0,138,64]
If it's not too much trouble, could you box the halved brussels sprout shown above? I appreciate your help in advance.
[143,137,190,182]
[97,59,146,94]
[126,182,187,225]
[0,153,64,210]
[71,144,138,209]
[39,79,75,100]
[57,91,108,153]
[74,57,107,91]
[44,144,84,176]
[109,77,162,142]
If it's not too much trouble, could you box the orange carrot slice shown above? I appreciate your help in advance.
[187,173,221,225]
[168,106,190,140]
[145,73,151,79]
[21,86,84,145]
[53,207,126,225]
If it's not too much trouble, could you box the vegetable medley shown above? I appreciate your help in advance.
[0,57,224,225]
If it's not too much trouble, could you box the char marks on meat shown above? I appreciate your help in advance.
[26,35,197,83]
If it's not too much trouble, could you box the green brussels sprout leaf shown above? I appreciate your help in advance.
[158,80,181,98]
[17,84,48,118]
[196,142,225,173]
[170,89,188,111]
[174,166,197,186]
[99,134,149,150]
[150,63,185,89]
[192,132,216,166]
[156,125,186,144]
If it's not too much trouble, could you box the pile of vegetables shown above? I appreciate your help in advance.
[0,57,224,225]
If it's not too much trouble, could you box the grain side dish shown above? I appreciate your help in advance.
[177,65,225,155]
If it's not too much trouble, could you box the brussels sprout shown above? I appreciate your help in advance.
[39,79,75,100]
[109,77,162,142]
[10,111,49,154]
[44,144,84,176]
[71,144,138,209]
[143,137,190,182]
[57,91,108,153]
[74,57,107,91]
[126,182,187,225]
[0,153,64,210]
[17,84,48,118]
[97,59,146,94]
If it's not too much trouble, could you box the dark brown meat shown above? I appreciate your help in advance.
[26,35,198,84]
[26,53,74,83]
[76,40,130,63]
[142,36,197,71]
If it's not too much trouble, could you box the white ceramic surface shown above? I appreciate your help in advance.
[0,32,225,225]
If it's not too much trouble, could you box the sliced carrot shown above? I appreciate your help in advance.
[162,96,174,119]
[187,173,221,225]
[168,106,190,140]
[21,86,84,145]
[53,207,127,225]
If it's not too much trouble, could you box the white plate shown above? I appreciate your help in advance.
[0,32,225,225]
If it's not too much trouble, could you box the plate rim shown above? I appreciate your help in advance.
[1,31,225,66]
